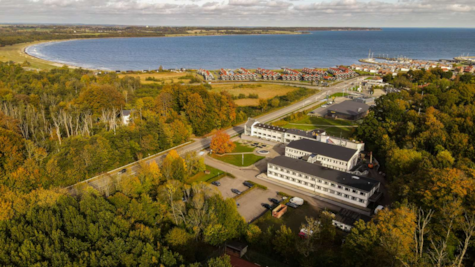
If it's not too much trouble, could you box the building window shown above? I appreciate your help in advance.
[360,192,365,196]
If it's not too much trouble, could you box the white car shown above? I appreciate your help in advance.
[321,105,327,108]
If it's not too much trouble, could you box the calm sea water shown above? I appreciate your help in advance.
[27,28,475,70]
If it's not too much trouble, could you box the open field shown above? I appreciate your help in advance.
[0,42,60,70]
[119,72,196,84]
[210,83,299,106]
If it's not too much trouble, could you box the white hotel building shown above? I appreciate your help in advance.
[285,139,361,172]
[244,118,365,151]
[267,155,380,208]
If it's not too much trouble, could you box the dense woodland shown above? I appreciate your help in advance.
[2,61,475,266]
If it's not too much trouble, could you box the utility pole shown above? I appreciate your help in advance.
[242,154,244,166]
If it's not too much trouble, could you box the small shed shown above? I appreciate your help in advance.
[272,204,287,219]
[226,241,248,258]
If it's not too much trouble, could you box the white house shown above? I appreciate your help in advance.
[267,156,380,208]
[121,110,132,125]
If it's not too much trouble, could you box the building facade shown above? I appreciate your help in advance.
[285,139,361,172]
[267,156,380,208]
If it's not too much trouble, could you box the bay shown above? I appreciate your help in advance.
[27,28,475,70]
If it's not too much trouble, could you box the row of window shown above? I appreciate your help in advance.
[268,171,366,204]
[317,156,348,166]
[268,165,367,197]
[255,131,280,140]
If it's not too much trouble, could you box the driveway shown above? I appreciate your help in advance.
[236,188,283,223]
[216,177,249,199]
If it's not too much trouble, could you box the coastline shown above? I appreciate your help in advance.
[20,32,305,71]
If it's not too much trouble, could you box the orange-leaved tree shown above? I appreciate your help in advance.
[210,130,235,154]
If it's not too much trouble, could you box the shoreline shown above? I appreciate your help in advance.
[21,32,306,71]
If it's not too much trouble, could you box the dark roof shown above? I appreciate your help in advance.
[287,139,357,161]
[327,100,369,116]
[254,123,287,133]
[269,156,379,192]
[122,110,132,116]
[334,208,372,226]
[286,128,314,138]
[226,241,248,251]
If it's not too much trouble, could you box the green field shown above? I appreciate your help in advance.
[274,116,356,138]
[232,142,256,153]
[186,165,225,184]
[211,154,265,167]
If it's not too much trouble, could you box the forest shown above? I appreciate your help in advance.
[2,61,475,266]
[0,60,311,193]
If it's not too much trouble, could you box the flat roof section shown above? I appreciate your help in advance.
[287,139,357,161]
[328,100,369,116]
[269,156,379,192]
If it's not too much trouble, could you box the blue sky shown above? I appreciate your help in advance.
[0,0,474,27]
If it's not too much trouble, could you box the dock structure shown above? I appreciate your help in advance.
[197,69,215,80]
[257,68,281,80]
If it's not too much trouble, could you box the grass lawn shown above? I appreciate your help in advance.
[211,154,264,167]
[274,116,356,138]
[232,142,255,153]
[186,165,225,184]
[210,83,298,106]
[254,202,320,233]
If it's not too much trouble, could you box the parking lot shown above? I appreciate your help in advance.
[216,177,249,199]
[236,188,283,222]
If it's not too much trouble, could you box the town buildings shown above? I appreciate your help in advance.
[197,69,214,80]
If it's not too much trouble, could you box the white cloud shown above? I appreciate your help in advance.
[0,0,474,27]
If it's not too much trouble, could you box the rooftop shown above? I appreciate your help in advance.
[254,123,287,133]
[269,156,379,192]
[334,208,372,225]
[327,100,370,116]
[287,139,357,161]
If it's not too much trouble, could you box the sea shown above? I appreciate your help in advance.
[26,28,475,71]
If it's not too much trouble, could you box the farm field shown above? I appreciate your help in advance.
[119,72,197,84]
[210,83,299,106]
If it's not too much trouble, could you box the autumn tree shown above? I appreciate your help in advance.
[210,130,235,154]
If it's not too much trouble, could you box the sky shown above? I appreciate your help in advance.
[1,0,474,27]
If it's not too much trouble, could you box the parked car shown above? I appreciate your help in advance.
[286,202,299,209]
[261,203,272,210]
[243,181,254,188]
[290,197,304,206]
[119,169,127,174]
[211,181,221,186]
[269,198,280,204]
[322,105,327,108]
[231,189,241,195]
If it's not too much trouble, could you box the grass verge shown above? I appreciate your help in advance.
[211,154,265,167]
[232,142,255,153]
[245,180,267,190]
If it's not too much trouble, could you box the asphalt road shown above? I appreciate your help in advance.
[69,77,366,192]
